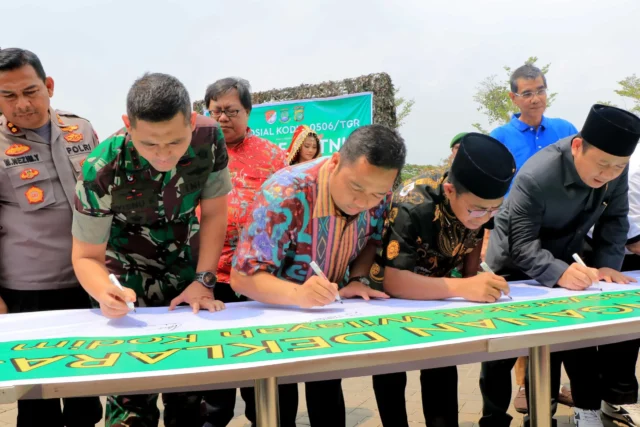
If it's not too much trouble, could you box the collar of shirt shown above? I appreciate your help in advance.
[0,109,59,138]
[312,159,345,219]
[228,127,255,153]
[510,113,548,132]
[558,137,585,187]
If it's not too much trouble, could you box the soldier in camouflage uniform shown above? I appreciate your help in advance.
[71,73,232,427]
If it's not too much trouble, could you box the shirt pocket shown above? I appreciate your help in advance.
[68,154,88,178]
[6,166,56,212]
[110,186,159,225]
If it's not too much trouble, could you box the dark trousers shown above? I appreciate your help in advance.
[0,287,103,427]
[479,347,601,427]
[599,339,640,405]
[373,367,459,427]
[211,378,343,427]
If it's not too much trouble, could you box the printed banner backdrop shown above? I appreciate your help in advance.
[245,93,373,155]
[1,283,640,385]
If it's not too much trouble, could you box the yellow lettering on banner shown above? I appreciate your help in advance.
[231,341,283,357]
[187,345,224,359]
[317,323,344,329]
[378,315,432,325]
[569,297,582,303]
[403,324,464,337]
[12,341,69,351]
[496,318,529,326]
[331,331,388,344]
[282,336,331,351]
[163,335,197,345]
[489,307,516,313]
[288,324,316,332]
[458,309,483,315]
[221,330,254,339]
[618,303,640,309]
[520,314,556,323]
[128,349,180,365]
[581,306,632,315]
[436,312,462,318]
[361,320,375,326]
[129,337,163,345]
[541,309,585,319]
[86,340,124,350]
[257,328,285,334]
[11,355,66,373]
[347,321,363,329]
[453,319,497,329]
[608,294,630,299]
[70,340,86,350]
[66,353,120,369]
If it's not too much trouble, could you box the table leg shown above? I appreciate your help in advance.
[529,345,552,427]
[255,377,280,427]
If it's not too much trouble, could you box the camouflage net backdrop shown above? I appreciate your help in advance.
[193,72,397,128]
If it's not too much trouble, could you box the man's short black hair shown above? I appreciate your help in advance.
[339,124,406,172]
[204,77,252,112]
[0,48,46,82]
[126,73,191,127]
[447,170,469,195]
[510,63,547,93]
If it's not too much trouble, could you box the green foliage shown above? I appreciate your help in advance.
[394,87,415,128]
[400,162,449,184]
[472,57,558,130]
[193,73,399,128]
[615,74,640,114]
[598,74,640,114]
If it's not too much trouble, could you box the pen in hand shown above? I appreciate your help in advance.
[108,274,136,312]
[309,261,343,304]
[480,262,513,300]
[571,254,602,291]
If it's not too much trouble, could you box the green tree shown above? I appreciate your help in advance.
[471,57,558,134]
[599,74,640,114]
[394,87,415,128]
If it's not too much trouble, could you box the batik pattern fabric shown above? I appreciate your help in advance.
[215,129,287,284]
[233,157,390,286]
[369,171,487,288]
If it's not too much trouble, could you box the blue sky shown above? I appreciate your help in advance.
[3,0,639,164]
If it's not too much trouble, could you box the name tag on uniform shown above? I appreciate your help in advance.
[3,153,42,168]
[65,143,92,156]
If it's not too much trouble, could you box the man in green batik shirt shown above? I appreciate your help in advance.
[71,73,231,427]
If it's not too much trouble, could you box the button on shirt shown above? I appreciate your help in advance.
[490,113,578,172]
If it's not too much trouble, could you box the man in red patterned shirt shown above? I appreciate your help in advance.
[196,77,288,426]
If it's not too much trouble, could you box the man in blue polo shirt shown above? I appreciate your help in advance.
[481,63,578,418]
[491,63,578,173]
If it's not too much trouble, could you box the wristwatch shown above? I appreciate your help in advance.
[195,271,217,289]
[348,276,371,287]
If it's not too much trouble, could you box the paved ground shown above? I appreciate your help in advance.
[0,362,625,426]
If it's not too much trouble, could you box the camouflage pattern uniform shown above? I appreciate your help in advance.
[72,115,232,427]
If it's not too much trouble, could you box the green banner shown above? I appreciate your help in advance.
[244,93,373,155]
[1,291,640,383]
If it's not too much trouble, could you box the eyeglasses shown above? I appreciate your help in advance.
[208,109,241,119]
[467,208,501,218]
[513,88,548,100]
